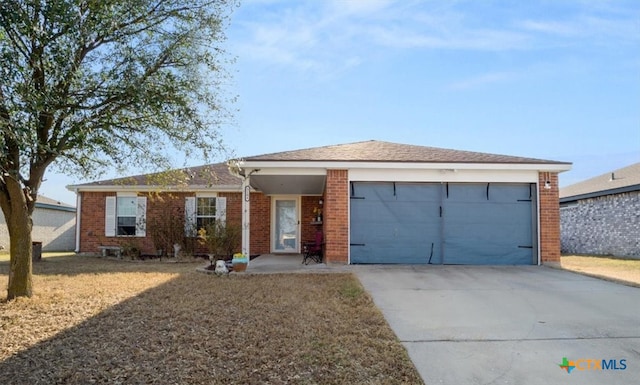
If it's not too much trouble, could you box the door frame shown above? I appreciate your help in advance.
[270,195,301,253]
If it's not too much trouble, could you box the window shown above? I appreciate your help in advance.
[196,197,217,229]
[185,195,226,236]
[105,195,146,237]
[117,197,137,235]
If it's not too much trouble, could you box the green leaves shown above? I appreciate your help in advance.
[1,0,237,182]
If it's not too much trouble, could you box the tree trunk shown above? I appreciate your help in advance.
[1,175,36,300]
[6,209,33,300]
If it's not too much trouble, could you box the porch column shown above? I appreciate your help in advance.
[241,176,251,259]
[325,169,349,263]
[539,171,561,265]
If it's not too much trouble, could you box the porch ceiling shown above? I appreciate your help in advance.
[250,174,326,195]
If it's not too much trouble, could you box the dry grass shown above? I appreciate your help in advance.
[561,254,640,287]
[0,255,422,384]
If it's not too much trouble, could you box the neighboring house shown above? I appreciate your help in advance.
[560,162,640,257]
[68,140,571,265]
[0,195,76,252]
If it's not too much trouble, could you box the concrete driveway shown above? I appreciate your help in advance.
[354,265,640,385]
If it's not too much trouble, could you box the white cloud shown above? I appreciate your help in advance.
[519,20,579,36]
[231,1,640,78]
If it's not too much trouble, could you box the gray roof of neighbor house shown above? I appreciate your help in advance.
[560,162,640,202]
[71,162,240,189]
[36,195,76,212]
[245,140,571,164]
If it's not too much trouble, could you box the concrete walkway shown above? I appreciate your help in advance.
[354,265,640,385]
[244,254,349,273]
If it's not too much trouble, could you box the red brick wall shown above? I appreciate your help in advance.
[539,172,561,264]
[248,192,270,255]
[324,170,349,263]
[301,196,324,244]
[79,191,112,253]
[79,191,246,256]
[79,191,202,255]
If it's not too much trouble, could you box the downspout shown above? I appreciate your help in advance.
[74,188,81,253]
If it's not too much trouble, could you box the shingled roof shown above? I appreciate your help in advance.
[560,162,640,201]
[246,140,569,164]
[72,140,571,189]
[35,195,76,211]
[73,162,239,188]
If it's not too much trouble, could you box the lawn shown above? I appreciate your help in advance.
[561,254,640,287]
[0,255,422,384]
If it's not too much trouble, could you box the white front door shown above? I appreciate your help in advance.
[272,197,300,252]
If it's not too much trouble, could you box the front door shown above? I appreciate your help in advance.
[272,197,300,252]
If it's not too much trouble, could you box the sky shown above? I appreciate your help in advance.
[43,0,640,205]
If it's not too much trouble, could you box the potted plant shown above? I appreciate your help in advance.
[313,207,322,222]
[231,252,248,272]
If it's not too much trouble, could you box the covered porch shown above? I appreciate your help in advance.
[230,161,336,262]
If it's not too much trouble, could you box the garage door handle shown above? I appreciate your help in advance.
[518,245,533,249]
[350,243,366,246]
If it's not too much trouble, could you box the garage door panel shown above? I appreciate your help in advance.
[443,183,533,265]
[350,182,441,264]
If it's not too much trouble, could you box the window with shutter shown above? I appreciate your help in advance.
[105,195,147,237]
[185,195,226,235]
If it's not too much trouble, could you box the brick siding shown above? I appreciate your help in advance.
[79,191,252,256]
[248,192,270,255]
[80,191,206,255]
[561,191,640,257]
[539,172,561,263]
[301,196,324,244]
[324,170,349,263]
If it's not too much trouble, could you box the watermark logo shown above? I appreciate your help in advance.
[558,357,627,374]
[559,357,576,373]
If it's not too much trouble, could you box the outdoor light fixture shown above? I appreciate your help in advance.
[319,199,323,205]
[543,172,551,189]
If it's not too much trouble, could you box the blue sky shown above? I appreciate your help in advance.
[45,0,639,205]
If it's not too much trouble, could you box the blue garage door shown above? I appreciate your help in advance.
[350,182,442,264]
[350,182,536,265]
[442,183,534,265]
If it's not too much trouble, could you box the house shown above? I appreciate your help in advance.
[560,162,640,258]
[68,140,571,265]
[0,195,76,252]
